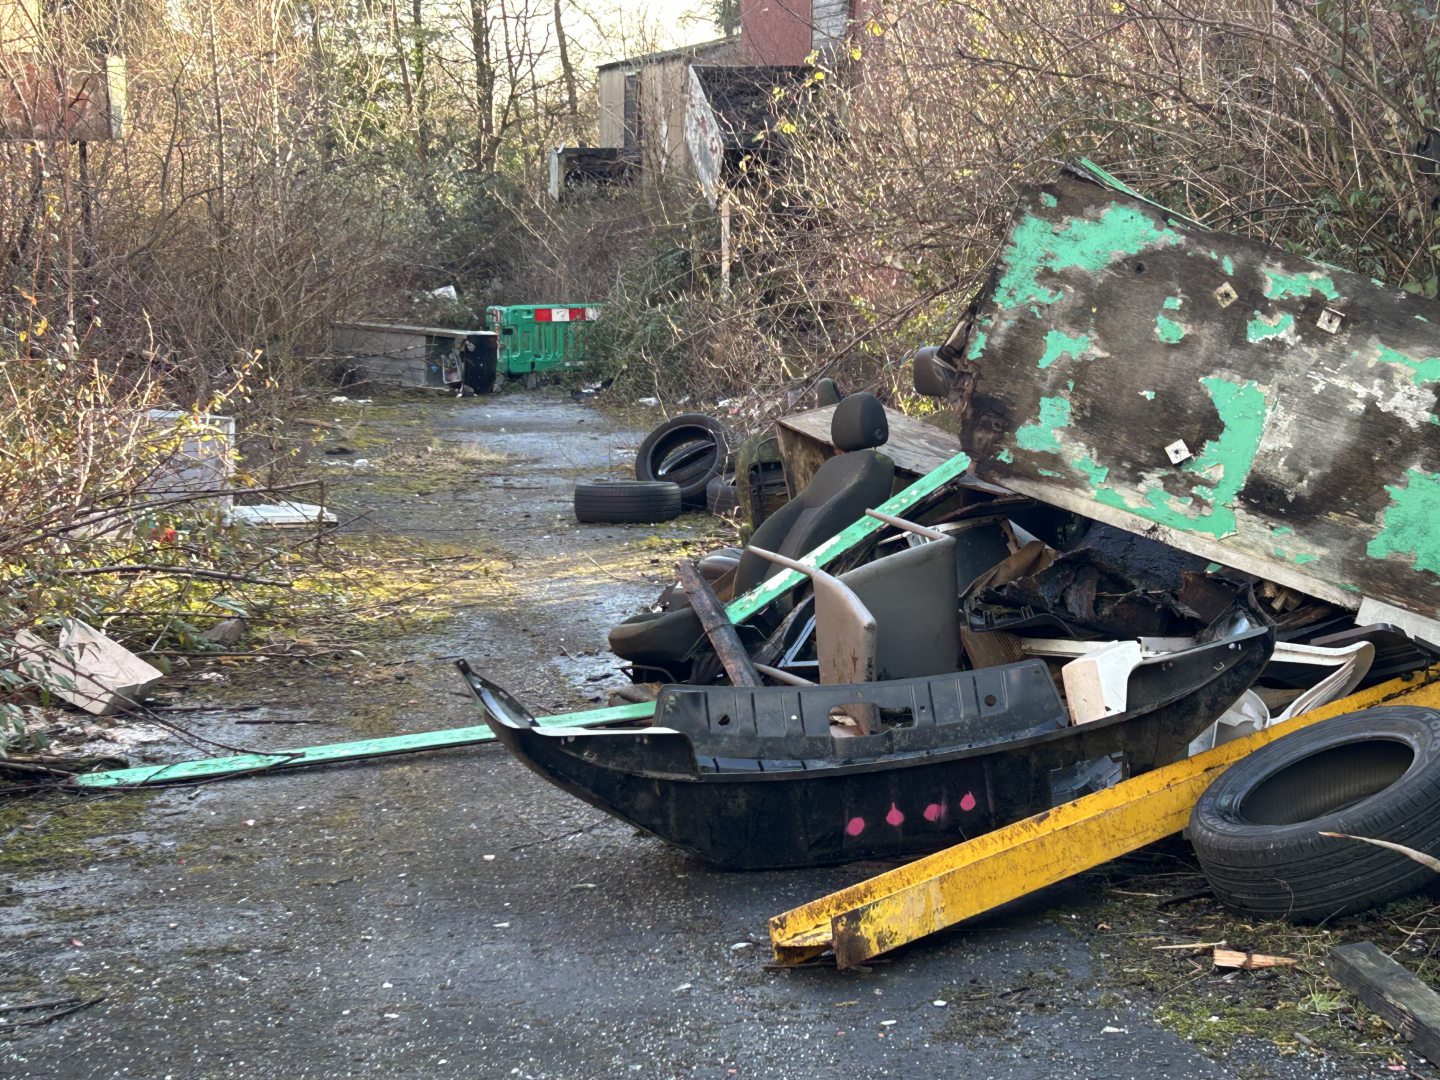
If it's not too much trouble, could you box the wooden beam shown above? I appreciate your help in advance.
[1329,942,1440,1064]
[676,559,760,687]
[769,669,1440,969]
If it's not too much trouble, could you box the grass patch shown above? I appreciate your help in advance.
[1078,843,1440,1067]
[0,792,154,872]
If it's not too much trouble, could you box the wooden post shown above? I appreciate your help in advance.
[1329,942,1440,1064]
[675,559,759,687]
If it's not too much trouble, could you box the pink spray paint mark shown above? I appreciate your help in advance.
[845,816,866,837]
[923,802,944,823]
[885,803,905,827]
[959,791,977,813]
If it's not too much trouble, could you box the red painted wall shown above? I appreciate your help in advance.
[740,0,813,66]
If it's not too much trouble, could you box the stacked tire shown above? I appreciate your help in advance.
[705,475,740,516]
[634,414,732,509]
[573,480,682,524]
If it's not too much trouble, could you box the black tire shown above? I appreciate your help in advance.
[635,414,732,508]
[1189,706,1440,921]
[574,480,682,524]
[705,474,740,516]
[463,351,499,395]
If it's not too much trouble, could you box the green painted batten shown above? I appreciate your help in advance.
[77,451,977,789]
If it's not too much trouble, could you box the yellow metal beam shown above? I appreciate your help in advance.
[769,668,1440,969]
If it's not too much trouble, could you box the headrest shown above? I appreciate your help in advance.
[831,392,888,452]
[912,345,954,398]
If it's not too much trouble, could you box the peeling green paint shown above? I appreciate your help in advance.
[1163,296,1183,310]
[1263,270,1340,301]
[997,448,1014,464]
[1367,468,1440,575]
[1271,546,1317,565]
[967,331,988,361]
[1155,315,1186,344]
[1038,468,1060,477]
[1015,395,1072,454]
[1037,330,1090,369]
[1373,342,1440,387]
[1073,456,1109,485]
[994,205,1183,309]
[1222,256,1234,276]
[1247,311,1294,343]
[1040,192,1058,208]
[1140,390,1156,400]
[1090,377,1267,539]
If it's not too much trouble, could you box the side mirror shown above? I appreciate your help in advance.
[912,346,954,398]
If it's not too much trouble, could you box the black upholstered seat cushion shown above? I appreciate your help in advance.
[608,394,896,670]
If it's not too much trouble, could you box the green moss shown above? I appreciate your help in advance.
[0,792,154,872]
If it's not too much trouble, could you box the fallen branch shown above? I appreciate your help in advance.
[1319,832,1440,873]
[53,565,290,586]
[0,996,104,1030]
[0,997,83,1014]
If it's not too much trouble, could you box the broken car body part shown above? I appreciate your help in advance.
[75,450,976,788]
[460,610,1271,871]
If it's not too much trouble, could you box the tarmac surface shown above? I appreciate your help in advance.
[0,392,1401,1078]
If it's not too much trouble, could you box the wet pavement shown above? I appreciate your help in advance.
[0,393,1388,1078]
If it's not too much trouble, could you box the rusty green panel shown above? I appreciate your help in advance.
[945,161,1440,615]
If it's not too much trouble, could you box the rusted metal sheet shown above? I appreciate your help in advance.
[943,162,1440,615]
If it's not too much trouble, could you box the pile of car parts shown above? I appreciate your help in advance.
[489,157,1440,966]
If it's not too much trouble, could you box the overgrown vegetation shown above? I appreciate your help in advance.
[583,0,1440,407]
[5,0,1440,749]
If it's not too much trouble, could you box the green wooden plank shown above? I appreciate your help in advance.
[74,451,972,790]
[72,701,655,789]
[724,450,971,622]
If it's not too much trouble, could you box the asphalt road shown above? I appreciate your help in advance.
[0,392,1390,1079]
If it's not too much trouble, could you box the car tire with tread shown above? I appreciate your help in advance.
[1189,706,1440,921]
[706,475,740,516]
[635,414,732,508]
[574,480,683,524]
